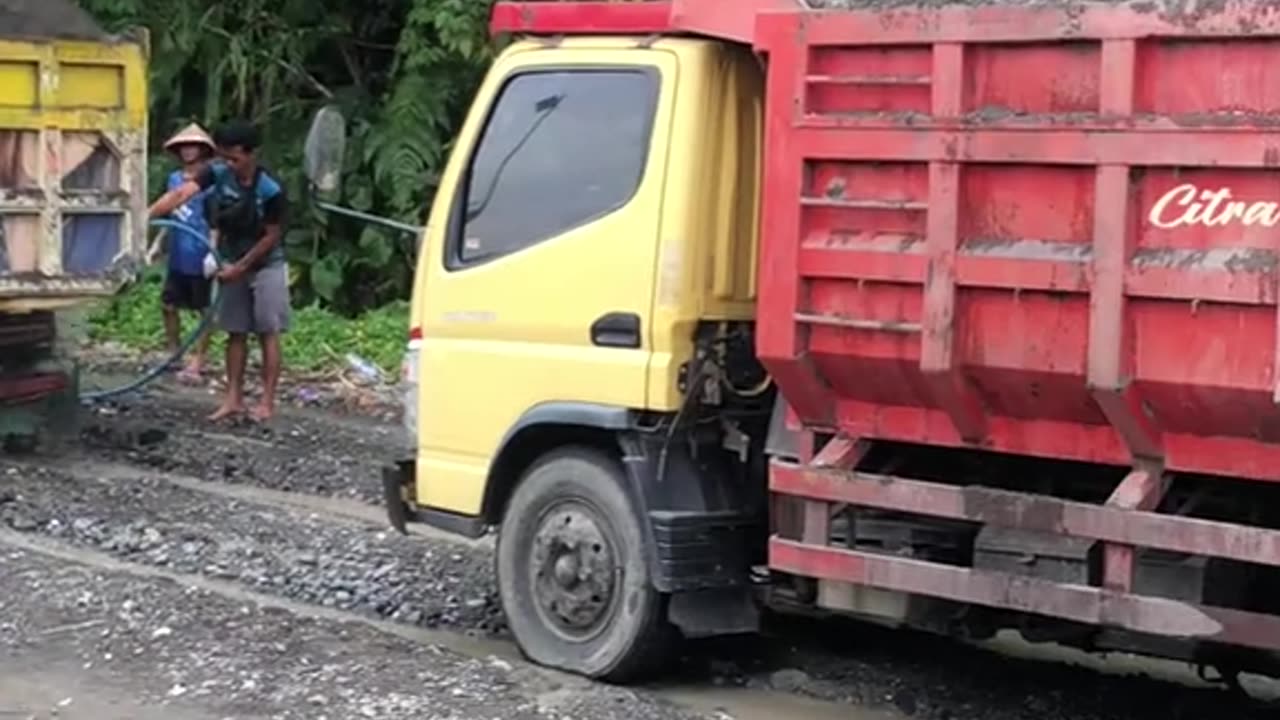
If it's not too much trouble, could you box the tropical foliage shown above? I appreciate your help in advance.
[77,0,496,313]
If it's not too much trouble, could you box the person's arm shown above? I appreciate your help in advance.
[201,191,220,251]
[145,229,169,265]
[149,166,215,219]
[221,188,286,279]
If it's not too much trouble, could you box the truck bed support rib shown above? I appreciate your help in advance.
[769,536,1280,651]
[771,460,1280,649]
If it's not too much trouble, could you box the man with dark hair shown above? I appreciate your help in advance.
[148,119,290,422]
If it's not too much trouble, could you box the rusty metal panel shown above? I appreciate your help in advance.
[0,22,148,306]
[770,536,1280,652]
[770,462,1280,569]
[749,3,1280,484]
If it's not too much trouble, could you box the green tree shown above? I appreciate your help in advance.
[77,0,495,314]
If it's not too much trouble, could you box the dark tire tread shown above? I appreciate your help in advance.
[496,445,675,683]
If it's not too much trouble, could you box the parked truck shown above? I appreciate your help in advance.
[339,0,1280,684]
[0,0,148,446]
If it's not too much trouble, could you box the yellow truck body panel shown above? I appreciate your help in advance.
[408,37,760,515]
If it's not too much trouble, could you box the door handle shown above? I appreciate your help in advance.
[590,312,641,349]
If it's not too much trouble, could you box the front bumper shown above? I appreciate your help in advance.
[381,460,415,535]
[380,459,487,539]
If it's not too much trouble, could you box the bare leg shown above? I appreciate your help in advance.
[209,332,248,421]
[162,306,181,355]
[183,322,212,376]
[251,332,281,422]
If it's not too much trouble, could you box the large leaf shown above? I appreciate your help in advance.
[355,226,394,269]
[309,254,345,302]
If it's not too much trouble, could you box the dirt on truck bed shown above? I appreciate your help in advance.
[0,0,108,40]
[0,372,1277,719]
[801,0,1244,12]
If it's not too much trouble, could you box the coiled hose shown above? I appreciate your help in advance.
[79,218,225,403]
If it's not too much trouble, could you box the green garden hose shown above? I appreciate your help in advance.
[79,218,224,403]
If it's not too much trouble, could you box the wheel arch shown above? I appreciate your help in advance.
[481,402,636,526]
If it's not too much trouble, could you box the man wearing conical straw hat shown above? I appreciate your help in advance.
[148,122,217,383]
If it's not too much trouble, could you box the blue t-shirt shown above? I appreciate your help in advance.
[165,169,211,276]
[196,161,287,268]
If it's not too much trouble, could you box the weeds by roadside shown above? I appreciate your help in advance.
[87,268,408,375]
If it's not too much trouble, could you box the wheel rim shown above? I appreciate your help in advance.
[529,499,620,642]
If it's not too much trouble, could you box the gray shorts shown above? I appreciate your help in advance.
[218,262,290,335]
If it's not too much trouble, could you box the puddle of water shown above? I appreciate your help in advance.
[79,369,155,395]
[977,631,1280,703]
[652,684,904,720]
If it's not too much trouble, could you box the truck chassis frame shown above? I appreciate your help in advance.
[773,432,1280,656]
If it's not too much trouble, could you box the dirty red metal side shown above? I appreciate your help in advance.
[752,2,1280,485]
[771,460,1280,650]
[920,44,987,445]
[1087,39,1163,464]
[793,2,1280,45]
[754,12,837,428]
[771,463,1280,569]
[490,1,676,36]
[0,373,67,406]
[810,435,867,470]
[669,0,795,44]
[770,537,1280,651]
[1101,465,1170,593]
[489,0,793,42]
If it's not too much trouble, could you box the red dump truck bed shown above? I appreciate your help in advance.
[495,1,1280,665]
[497,0,1280,482]
[755,3,1280,488]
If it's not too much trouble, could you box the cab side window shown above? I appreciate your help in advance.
[452,68,659,267]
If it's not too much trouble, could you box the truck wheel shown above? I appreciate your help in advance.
[496,446,672,682]
[2,433,37,454]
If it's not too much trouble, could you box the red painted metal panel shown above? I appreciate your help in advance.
[770,537,1280,652]
[0,372,67,406]
[490,0,791,41]
[490,2,675,36]
[1101,465,1170,593]
[490,1,1280,47]
[770,462,1280,568]
[750,3,1280,483]
[776,3,1280,46]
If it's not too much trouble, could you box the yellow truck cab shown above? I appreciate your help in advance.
[382,35,772,680]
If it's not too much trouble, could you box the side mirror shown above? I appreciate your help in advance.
[304,105,347,194]
[301,105,425,238]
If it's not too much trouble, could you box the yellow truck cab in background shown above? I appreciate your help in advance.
[0,0,148,446]
[384,36,772,680]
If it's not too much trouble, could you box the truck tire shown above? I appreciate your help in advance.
[496,446,672,682]
[2,433,37,454]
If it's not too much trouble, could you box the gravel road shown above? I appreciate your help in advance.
[0,540,704,720]
[1,380,1277,719]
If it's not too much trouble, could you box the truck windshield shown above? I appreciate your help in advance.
[457,69,659,264]
[465,93,563,222]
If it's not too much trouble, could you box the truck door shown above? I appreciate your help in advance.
[414,45,676,515]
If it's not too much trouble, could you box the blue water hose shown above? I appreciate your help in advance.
[79,219,225,403]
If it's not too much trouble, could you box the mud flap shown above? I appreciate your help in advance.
[0,367,76,450]
[45,361,81,438]
[382,461,412,535]
[668,587,760,638]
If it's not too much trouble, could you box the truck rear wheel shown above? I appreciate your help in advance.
[496,446,672,682]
